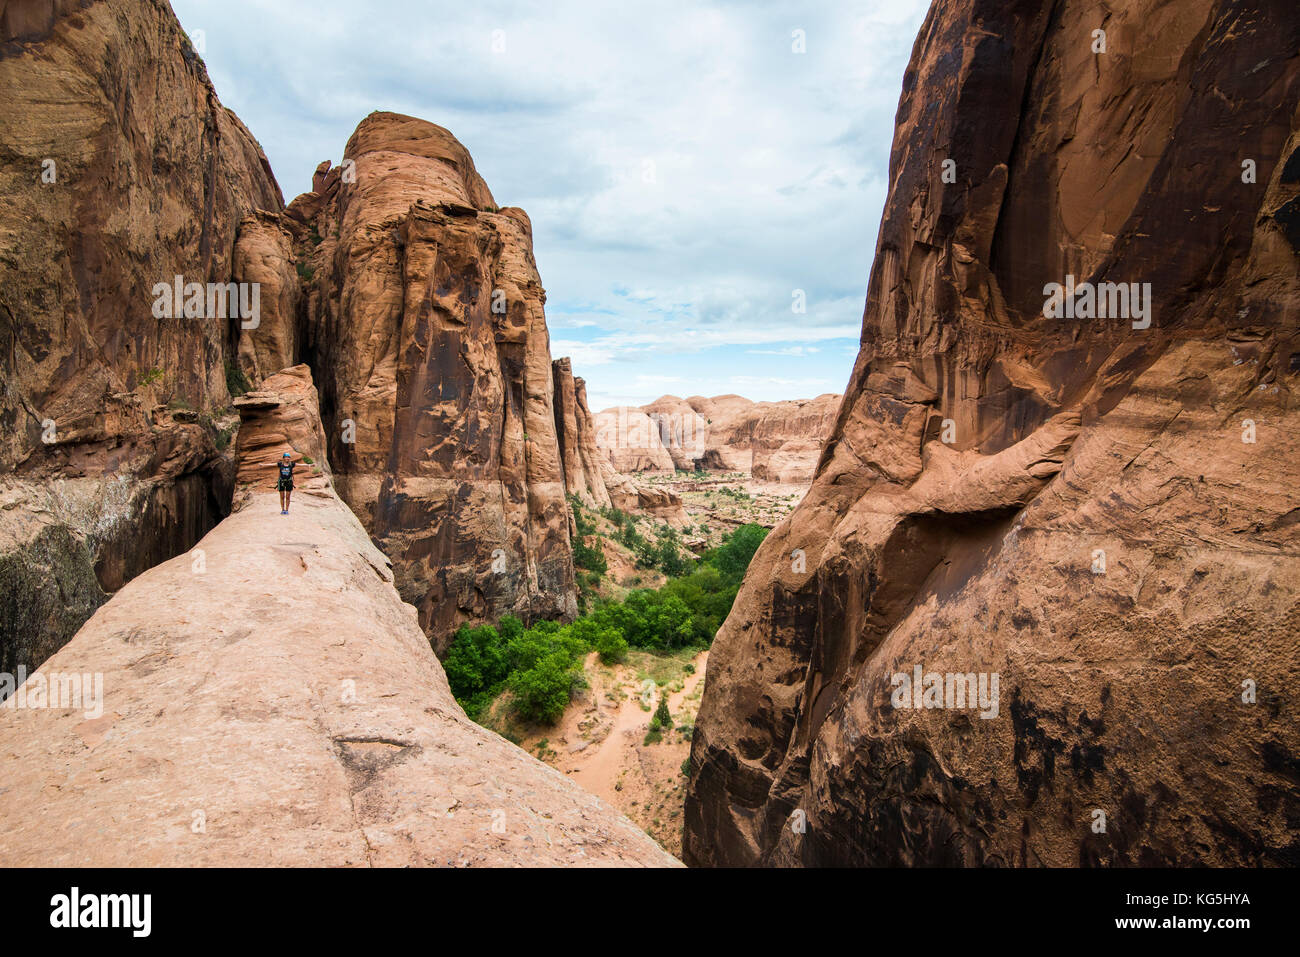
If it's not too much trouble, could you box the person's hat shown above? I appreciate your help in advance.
[283,452,291,457]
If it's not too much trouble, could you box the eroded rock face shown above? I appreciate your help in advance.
[233,210,302,384]
[595,393,841,482]
[0,0,283,677]
[0,365,678,867]
[553,358,613,510]
[231,364,332,494]
[550,357,688,524]
[287,112,578,651]
[685,0,1300,867]
[594,407,679,473]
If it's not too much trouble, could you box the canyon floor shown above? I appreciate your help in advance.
[484,648,707,857]
[473,468,806,855]
[639,471,806,550]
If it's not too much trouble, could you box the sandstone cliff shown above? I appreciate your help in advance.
[685,0,1300,866]
[275,115,688,649]
[595,393,841,483]
[0,369,678,866]
[0,10,672,670]
[0,0,283,678]
[553,357,613,510]
[551,358,687,524]
[282,113,579,651]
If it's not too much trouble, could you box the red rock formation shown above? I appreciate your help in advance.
[0,0,283,678]
[594,406,679,472]
[553,358,613,509]
[686,0,1300,867]
[231,365,332,494]
[550,356,688,524]
[286,113,577,651]
[595,393,841,481]
[599,466,689,525]
[233,210,302,384]
[0,367,678,867]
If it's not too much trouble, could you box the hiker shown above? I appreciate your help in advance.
[276,452,296,514]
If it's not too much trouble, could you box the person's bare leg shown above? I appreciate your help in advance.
[285,489,291,513]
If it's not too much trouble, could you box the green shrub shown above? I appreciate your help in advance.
[569,496,607,578]
[225,360,251,398]
[573,537,606,576]
[444,525,770,726]
[705,523,766,583]
[138,367,164,388]
[443,622,510,720]
[509,651,584,724]
[594,627,628,664]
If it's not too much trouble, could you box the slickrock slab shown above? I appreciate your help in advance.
[0,365,677,866]
[0,485,678,867]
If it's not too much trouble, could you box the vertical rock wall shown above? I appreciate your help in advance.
[0,0,284,677]
[685,0,1300,867]
[287,113,577,651]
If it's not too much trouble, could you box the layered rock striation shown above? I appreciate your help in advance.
[685,0,1300,867]
[595,393,841,482]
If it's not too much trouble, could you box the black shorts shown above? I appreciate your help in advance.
[277,477,294,491]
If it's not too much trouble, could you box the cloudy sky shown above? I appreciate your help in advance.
[171,0,930,410]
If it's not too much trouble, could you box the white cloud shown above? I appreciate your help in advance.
[747,346,821,356]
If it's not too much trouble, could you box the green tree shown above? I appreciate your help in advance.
[573,536,607,576]
[509,650,584,723]
[594,627,628,664]
[706,523,767,582]
[443,623,508,719]
[653,693,673,731]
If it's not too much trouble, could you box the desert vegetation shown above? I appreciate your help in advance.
[443,513,767,725]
